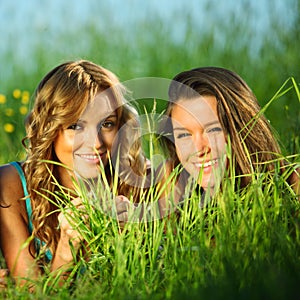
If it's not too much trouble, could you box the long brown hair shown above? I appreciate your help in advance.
[162,66,282,188]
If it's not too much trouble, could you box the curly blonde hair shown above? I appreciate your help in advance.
[23,60,147,257]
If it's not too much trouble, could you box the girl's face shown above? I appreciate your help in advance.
[54,92,119,180]
[171,95,227,194]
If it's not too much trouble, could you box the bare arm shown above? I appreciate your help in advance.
[0,165,85,287]
[0,164,40,287]
[0,164,144,287]
[50,197,87,274]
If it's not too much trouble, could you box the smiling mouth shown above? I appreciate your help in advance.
[194,159,218,168]
[77,152,106,162]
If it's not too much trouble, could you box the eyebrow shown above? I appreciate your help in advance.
[103,113,117,120]
[173,120,221,131]
[78,113,118,124]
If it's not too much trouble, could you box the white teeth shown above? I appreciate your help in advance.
[195,159,218,168]
[80,154,99,160]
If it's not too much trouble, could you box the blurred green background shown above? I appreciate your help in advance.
[0,0,299,164]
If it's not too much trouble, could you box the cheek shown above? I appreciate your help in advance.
[209,134,226,154]
[73,132,84,149]
[218,135,227,153]
[175,140,192,162]
[54,132,75,161]
[102,129,118,148]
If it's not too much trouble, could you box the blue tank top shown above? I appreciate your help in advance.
[10,162,53,262]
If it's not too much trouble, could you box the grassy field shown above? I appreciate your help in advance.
[1,3,300,299]
[1,156,299,300]
[0,91,299,299]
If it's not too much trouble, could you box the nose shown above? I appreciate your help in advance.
[94,133,103,150]
[85,128,103,150]
[194,132,210,156]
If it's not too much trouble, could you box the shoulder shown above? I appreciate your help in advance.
[0,163,25,207]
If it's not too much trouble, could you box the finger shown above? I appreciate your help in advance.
[69,197,84,207]
[115,195,130,206]
[0,269,8,277]
[117,211,128,223]
[58,209,89,232]
[63,204,87,218]
[0,280,7,288]
[116,201,130,214]
[115,195,131,213]
[65,228,82,238]
[115,195,130,202]
[0,269,9,288]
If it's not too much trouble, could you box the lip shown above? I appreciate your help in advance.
[193,159,218,170]
[76,152,106,164]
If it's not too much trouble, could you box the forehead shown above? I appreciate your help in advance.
[171,95,219,128]
[81,91,117,120]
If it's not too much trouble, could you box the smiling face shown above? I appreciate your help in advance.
[171,95,227,194]
[54,91,119,182]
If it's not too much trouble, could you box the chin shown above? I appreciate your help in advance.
[76,168,100,180]
[197,176,212,186]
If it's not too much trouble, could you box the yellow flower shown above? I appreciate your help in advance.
[13,89,22,99]
[22,91,30,104]
[4,123,15,133]
[5,108,14,117]
[0,94,6,104]
[19,106,28,115]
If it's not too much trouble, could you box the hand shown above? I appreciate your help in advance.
[57,197,88,260]
[0,269,9,289]
[113,195,140,227]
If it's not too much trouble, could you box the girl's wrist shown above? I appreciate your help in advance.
[55,238,78,263]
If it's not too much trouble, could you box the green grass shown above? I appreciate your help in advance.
[1,4,300,298]
[0,76,299,300]
[1,158,299,300]
[1,88,300,299]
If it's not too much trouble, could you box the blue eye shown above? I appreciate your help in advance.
[207,127,222,133]
[176,132,191,139]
